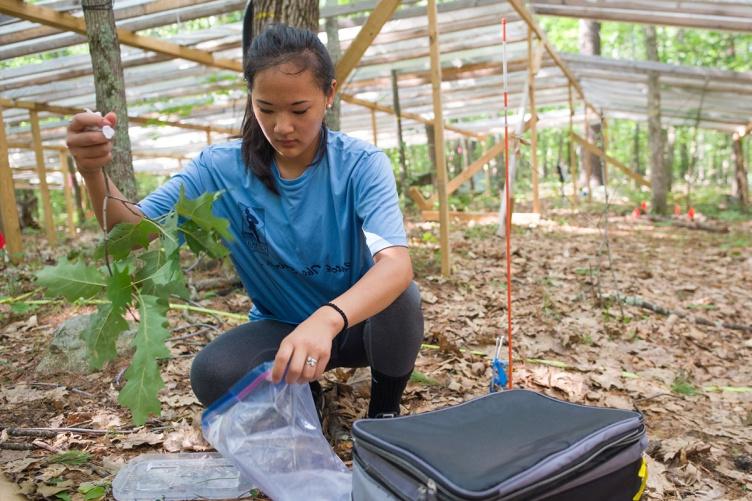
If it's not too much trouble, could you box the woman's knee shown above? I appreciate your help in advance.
[190,321,292,406]
[365,281,424,376]
[393,281,424,340]
[190,347,232,407]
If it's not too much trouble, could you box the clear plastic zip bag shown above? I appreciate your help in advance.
[201,361,351,501]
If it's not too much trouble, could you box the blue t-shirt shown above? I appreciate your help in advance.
[138,130,407,324]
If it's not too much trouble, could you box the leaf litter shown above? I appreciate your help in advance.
[0,211,750,499]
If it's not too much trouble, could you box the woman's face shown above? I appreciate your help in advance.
[251,62,335,170]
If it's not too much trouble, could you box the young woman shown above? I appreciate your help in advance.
[66,24,423,419]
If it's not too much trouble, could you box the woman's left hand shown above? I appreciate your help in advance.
[271,306,344,384]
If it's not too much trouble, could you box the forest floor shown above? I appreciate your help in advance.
[0,202,750,500]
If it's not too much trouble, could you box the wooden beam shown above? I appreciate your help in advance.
[29,110,57,245]
[530,0,752,33]
[421,210,498,224]
[447,141,504,195]
[335,0,401,86]
[0,97,237,135]
[8,141,191,161]
[528,27,540,213]
[427,0,450,276]
[0,0,246,57]
[506,0,600,117]
[339,93,484,139]
[0,106,23,260]
[59,150,76,238]
[408,141,505,209]
[571,131,650,188]
[0,0,242,72]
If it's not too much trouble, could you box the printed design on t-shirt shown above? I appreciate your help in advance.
[238,202,268,255]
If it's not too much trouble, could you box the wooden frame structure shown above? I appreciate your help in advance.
[1,0,750,273]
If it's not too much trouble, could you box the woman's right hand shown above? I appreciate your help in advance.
[66,111,116,178]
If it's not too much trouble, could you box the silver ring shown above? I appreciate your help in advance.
[305,356,318,367]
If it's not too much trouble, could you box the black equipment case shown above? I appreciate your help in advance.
[352,389,648,500]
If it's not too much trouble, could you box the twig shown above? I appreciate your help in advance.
[0,289,40,304]
[30,382,95,399]
[646,215,728,233]
[605,294,751,333]
[169,328,211,342]
[114,367,127,387]
[8,427,134,435]
[0,442,35,450]
[5,428,57,438]
[634,392,682,402]
[32,439,61,453]
[0,294,247,322]
[171,322,220,335]
[169,302,247,322]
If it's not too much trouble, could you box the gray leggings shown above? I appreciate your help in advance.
[191,282,424,406]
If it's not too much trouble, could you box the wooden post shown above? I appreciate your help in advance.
[527,28,540,213]
[584,105,592,201]
[568,83,578,206]
[0,106,23,260]
[206,130,212,145]
[427,0,451,276]
[391,68,408,194]
[370,108,378,147]
[30,110,57,245]
[59,151,76,237]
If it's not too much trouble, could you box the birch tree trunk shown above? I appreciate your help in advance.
[645,25,668,214]
[82,0,136,200]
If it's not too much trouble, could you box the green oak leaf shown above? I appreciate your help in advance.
[95,219,160,260]
[118,294,170,425]
[106,262,133,309]
[82,302,128,370]
[175,186,232,240]
[36,258,106,301]
[181,220,229,259]
[135,249,188,299]
[160,211,181,257]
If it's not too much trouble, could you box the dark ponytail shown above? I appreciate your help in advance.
[241,23,335,194]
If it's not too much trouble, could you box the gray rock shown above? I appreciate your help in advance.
[35,313,136,375]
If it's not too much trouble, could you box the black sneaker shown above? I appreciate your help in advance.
[373,411,399,419]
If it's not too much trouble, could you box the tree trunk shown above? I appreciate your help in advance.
[579,20,603,187]
[732,132,749,211]
[645,25,667,214]
[324,0,341,131]
[679,138,689,181]
[633,123,642,180]
[391,69,408,194]
[251,0,318,37]
[17,190,40,230]
[664,126,676,193]
[82,0,136,200]
[555,131,563,180]
[426,124,437,190]
[66,155,86,223]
